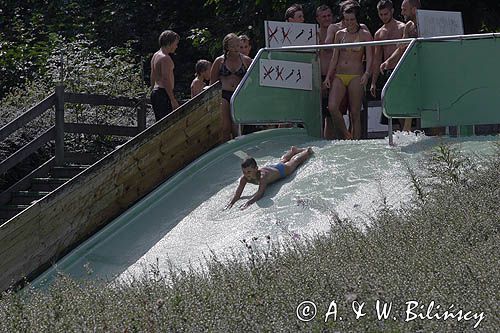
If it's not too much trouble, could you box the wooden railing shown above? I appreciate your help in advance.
[0,82,222,291]
[0,86,147,174]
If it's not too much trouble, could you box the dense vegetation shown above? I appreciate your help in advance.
[0,144,498,331]
[1,0,498,187]
[1,0,499,101]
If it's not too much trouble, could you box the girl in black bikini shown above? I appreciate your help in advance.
[210,33,253,142]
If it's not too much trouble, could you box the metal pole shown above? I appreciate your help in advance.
[388,115,393,146]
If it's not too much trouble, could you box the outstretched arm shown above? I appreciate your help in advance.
[240,182,267,210]
[225,176,247,209]
[380,23,412,73]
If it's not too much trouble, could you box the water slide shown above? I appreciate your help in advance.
[33,34,500,287]
[33,128,497,287]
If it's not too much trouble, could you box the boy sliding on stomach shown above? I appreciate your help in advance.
[226,146,314,210]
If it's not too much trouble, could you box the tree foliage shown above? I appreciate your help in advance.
[0,0,499,101]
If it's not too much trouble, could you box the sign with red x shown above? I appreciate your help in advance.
[264,21,318,48]
[259,59,312,91]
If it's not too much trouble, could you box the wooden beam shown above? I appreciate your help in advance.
[64,123,139,137]
[0,127,55,175]
[137,95,147,133]
[0,82,222,291]
[0,94,55,142]
[55,86,65,165]
[64,92,139,108]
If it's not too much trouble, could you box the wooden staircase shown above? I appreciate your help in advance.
[0,82,222,291]
[0,153,98,224]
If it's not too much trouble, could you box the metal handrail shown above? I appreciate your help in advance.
[265,32,500,52]
[232,33,500,139]
[381,39,418,146]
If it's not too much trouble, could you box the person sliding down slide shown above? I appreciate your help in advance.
[226,146,313,210]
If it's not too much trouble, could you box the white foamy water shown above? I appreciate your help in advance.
[33,130,498,286]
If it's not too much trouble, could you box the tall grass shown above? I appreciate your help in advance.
[1,143,498,332]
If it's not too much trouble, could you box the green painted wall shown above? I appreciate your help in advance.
[383,37,500,128]
[232,51,322,137]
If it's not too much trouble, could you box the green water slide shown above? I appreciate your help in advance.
[382,34,500,128]
[231,50,323,138]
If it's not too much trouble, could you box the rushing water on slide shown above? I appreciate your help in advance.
[33,129,499,286]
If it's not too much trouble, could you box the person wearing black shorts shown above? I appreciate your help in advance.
[150,30,180,121]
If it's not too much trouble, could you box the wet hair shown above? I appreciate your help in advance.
[285,4,303,21]
[241,157,257,169]
[377,0,394,11]
[316,4,331,16]
[195,59,211,76]
[342,1,361,21]
[158,30,180,48]
[408,0,421,9]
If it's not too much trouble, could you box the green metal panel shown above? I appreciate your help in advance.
[383,43,421,119]
[384,37,500,128]
[232,51,322,138]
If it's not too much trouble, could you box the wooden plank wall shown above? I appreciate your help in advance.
[0,83,222,290]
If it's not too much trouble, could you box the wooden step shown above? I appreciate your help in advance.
[64,152,99,165]
[49,165,89,178]
[0,205,30,220]
[11,191,50,205]
[30,178,69,192]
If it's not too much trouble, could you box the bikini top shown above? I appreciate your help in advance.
[340,26,363,52]
[219,55,247,78]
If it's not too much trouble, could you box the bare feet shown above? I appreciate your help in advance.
[281,146,301,162]
[307,147,314,155]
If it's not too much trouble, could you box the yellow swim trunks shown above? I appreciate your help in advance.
[335,74,359,87]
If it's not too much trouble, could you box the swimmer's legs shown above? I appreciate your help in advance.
[280,146,304,162]
[284,147,313,175]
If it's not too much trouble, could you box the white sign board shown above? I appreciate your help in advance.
[416,10,464,38]
[259,59,312,91]
[264,21,318,48]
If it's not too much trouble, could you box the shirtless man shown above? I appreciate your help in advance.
[370,0,405,98]
[226,146,313,210]
[316,5,335,139]
[150,30,180,121]
[370,0,405,128]
[380,0,420,131]
[285,4,305,23]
